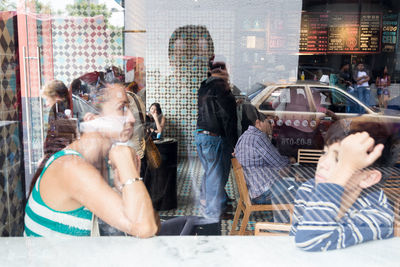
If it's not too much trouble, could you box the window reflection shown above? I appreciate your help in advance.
[0,0,398,245]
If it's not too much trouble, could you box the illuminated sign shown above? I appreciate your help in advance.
[300,12,381,54]
[382,14,398,53]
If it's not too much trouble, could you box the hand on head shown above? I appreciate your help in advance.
[318,132,384,189]
[338,132,384,173]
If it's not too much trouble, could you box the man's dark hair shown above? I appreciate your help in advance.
[242,103,267,128]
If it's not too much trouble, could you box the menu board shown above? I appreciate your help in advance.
[300,13,328,52]
[300,12,381,54]
[382,14,398,52]
[359,14,380,52]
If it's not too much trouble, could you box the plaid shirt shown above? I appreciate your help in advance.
[235,126,289,199]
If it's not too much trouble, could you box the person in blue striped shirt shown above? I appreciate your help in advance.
[290,119,395,251]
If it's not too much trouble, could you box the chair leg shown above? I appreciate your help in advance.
[230,202,243,235]
[239,209,251,235]
[394,199,400,237]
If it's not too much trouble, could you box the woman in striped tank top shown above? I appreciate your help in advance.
[24,83,159,238]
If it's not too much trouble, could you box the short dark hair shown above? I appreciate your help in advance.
[242,103,267,126]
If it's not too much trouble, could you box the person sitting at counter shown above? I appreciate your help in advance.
[42,80,75,155]
[146,102,165,139]
[24,83,159,238]
[290,119,394,251]
[235,105,298,222]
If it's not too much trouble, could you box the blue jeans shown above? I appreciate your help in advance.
[196,133,231,221]
[251,178,300,223]
[357,86,371,107]
[346,87,358,113]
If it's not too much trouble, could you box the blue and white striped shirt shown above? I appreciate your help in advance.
[290,179,394,251]
[235,126,290,199]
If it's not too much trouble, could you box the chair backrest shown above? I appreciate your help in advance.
[297,149,324,164]
[231,157,253,207]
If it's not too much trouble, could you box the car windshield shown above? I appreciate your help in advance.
[310,87,366,114]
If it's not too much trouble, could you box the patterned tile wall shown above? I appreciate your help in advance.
[37,18,55,85]
[0,122,24,236]
[0,12,25,237]
[145,9,235,157]
[2,122,24,236]
[0,11,18,122]
[52,16,123,85]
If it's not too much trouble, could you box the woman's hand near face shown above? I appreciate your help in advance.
[150,108,157,115]
[110,146,141,191]
[108,145,140,182]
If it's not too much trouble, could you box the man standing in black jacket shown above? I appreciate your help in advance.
[196,61,238,222]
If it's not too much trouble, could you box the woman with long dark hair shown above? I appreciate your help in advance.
[147,102,166,139]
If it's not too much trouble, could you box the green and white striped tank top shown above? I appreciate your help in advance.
[24,149,93,237]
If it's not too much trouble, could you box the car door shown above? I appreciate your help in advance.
[255,86,319,157]
[309,86,369,140]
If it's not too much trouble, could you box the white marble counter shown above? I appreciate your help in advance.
[0,236,399,267]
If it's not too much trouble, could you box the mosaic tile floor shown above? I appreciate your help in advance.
[158,157,273,235]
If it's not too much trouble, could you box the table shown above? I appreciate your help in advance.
[283,165,316,181]
[144,138,178,211]
[1,236,399,266]
[281,165,400,182]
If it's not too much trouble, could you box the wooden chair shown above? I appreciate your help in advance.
[297,149,324,164]
[382,174,400,237]
[230,158,293,235]
[254,222,291,236]
[394,198,400,237]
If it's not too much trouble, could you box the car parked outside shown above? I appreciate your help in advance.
[251,82,400,165]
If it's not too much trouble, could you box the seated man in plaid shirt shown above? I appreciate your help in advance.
[235,105,299,222]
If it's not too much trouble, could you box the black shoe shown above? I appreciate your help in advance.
[220,212,234,220]
[227,197,235,204]
[224,203,235,213]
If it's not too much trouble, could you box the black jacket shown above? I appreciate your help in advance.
[197,76,238,149]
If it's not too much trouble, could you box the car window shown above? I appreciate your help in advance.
[310,87,365,114]
[260,87,309,112]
